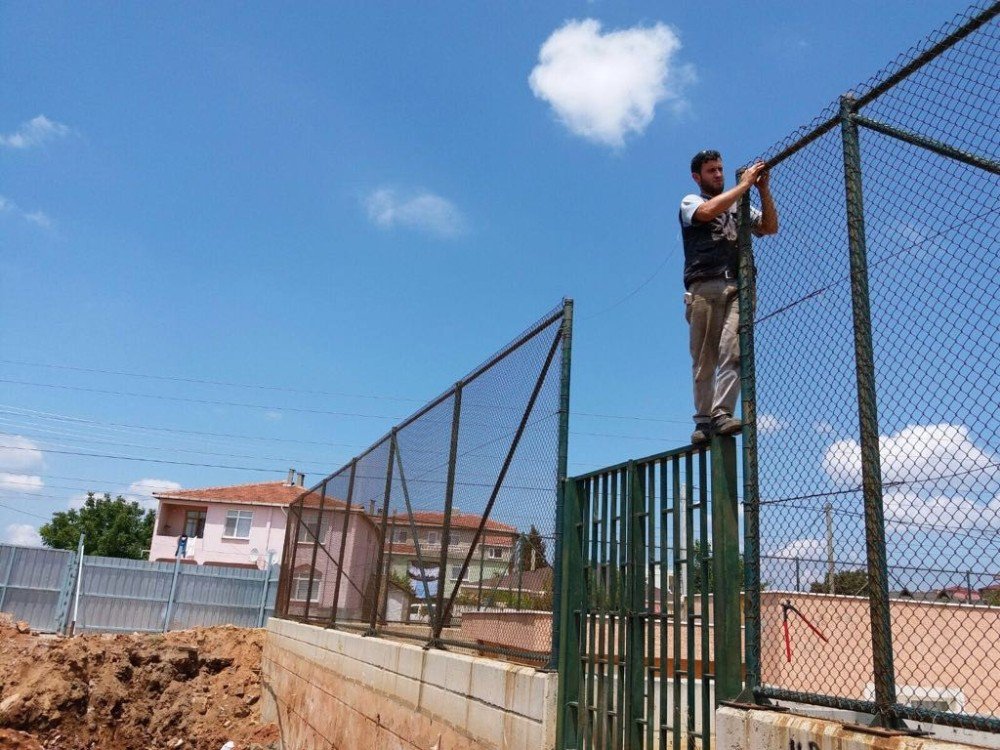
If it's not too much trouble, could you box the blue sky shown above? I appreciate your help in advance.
[0,1,985,562]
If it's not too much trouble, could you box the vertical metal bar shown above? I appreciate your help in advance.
[686,454,696,750]
[163,554,181,633]
[550,298,573,671]
[330,461,357,627]
[699,450,711,748]
[366,437,396,636]
[433,385,462,641]
[615,467,628,750]
[795,558,801,593]
[671,456,682,750]
[658,459,669,750]
[645,462,656,750]
[597,472,611,749]
[840,93,898,725]
[556,476,585,750]
[736,183,763,700]
[712,436,742,704]
[70,537,85,636]
[257,557,272,628]
[626,461,645,749]
[303,481,328,621]
[591,475,606,748]
[54,548,78,634]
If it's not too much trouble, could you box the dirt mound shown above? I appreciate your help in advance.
[0,621,278,750]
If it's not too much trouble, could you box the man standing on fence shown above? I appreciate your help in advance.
[680,151,778,444]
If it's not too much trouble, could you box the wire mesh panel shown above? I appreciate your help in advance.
[741,2,999,733]
[274,301,571,664]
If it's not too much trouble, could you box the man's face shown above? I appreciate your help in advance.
[693,159,725,196]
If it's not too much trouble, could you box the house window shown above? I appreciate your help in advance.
[393,529,408,543]
[426,531,440,545]
[184,510,207,538]
[223,510,253,539]
[488,546,504,559]
[291,570,322,602]
[450,565,464,581]
[296,512,330,544]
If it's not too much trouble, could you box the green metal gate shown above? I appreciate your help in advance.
[556,437,743,750]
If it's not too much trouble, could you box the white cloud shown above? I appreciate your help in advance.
[822,423,996,493]
[0,195,54,231]
[772,537,825,559]
[757,413,788,435]
[0,115,70,149]
[529,18,694,147]
[814,421,835,436]
[23,211,52,229]
[883,491,1000,533]
[264,410,283,421]
[3,523,42,547]
[125,478,182,511]
[0,435,44,472]
[364,188,467,238]
[0,473,44,493]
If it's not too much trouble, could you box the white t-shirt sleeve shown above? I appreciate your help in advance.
[680,194,705,227]
[751,205,764,236]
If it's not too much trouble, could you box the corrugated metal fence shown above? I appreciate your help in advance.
[0,542,280,634]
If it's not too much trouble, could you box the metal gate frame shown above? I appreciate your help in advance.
[556,436,743,750]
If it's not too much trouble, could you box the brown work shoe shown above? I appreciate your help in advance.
[691,423,712,445]
[712,415,743,436]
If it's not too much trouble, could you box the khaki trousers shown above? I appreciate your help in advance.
[685,279,740,424]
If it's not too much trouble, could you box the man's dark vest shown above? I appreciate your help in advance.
[680,194,739,289]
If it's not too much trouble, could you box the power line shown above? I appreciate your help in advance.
[0,378,404,421]
[0,359,426,404]
[0,361,697,424]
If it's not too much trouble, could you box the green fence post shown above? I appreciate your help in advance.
[366,437,396,636]
[711,435,742,703]
[735,182,762,702]
[549,297,573,671]
[555,477,584,750]
[626,461,646,749]
[432,386,463,642]
[840,93,898,727]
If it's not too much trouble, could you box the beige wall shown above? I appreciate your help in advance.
[262,618,557,750]
[761,591,1000,716]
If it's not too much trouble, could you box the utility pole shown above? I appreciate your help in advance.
[825,502,835,594]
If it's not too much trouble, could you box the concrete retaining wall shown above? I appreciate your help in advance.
[262,618,557,750]
[717,706,990,750]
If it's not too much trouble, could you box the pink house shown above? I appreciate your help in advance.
[150,477,382,620]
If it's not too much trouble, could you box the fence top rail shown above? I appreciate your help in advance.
[749,2,999,172]
[570,443,706,483]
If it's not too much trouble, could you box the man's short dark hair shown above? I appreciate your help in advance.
[691,149,722,174]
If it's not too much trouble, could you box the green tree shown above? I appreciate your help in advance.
[810,568,868,595]
[518,525,549,572]
[39,492,155,559]
[690,540,745,594]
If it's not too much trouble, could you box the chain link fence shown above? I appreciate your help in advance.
[274,301,572,665]
[739,2,999,733]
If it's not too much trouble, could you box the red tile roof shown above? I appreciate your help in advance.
[153,481,346,509]
[388,510,517,534]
